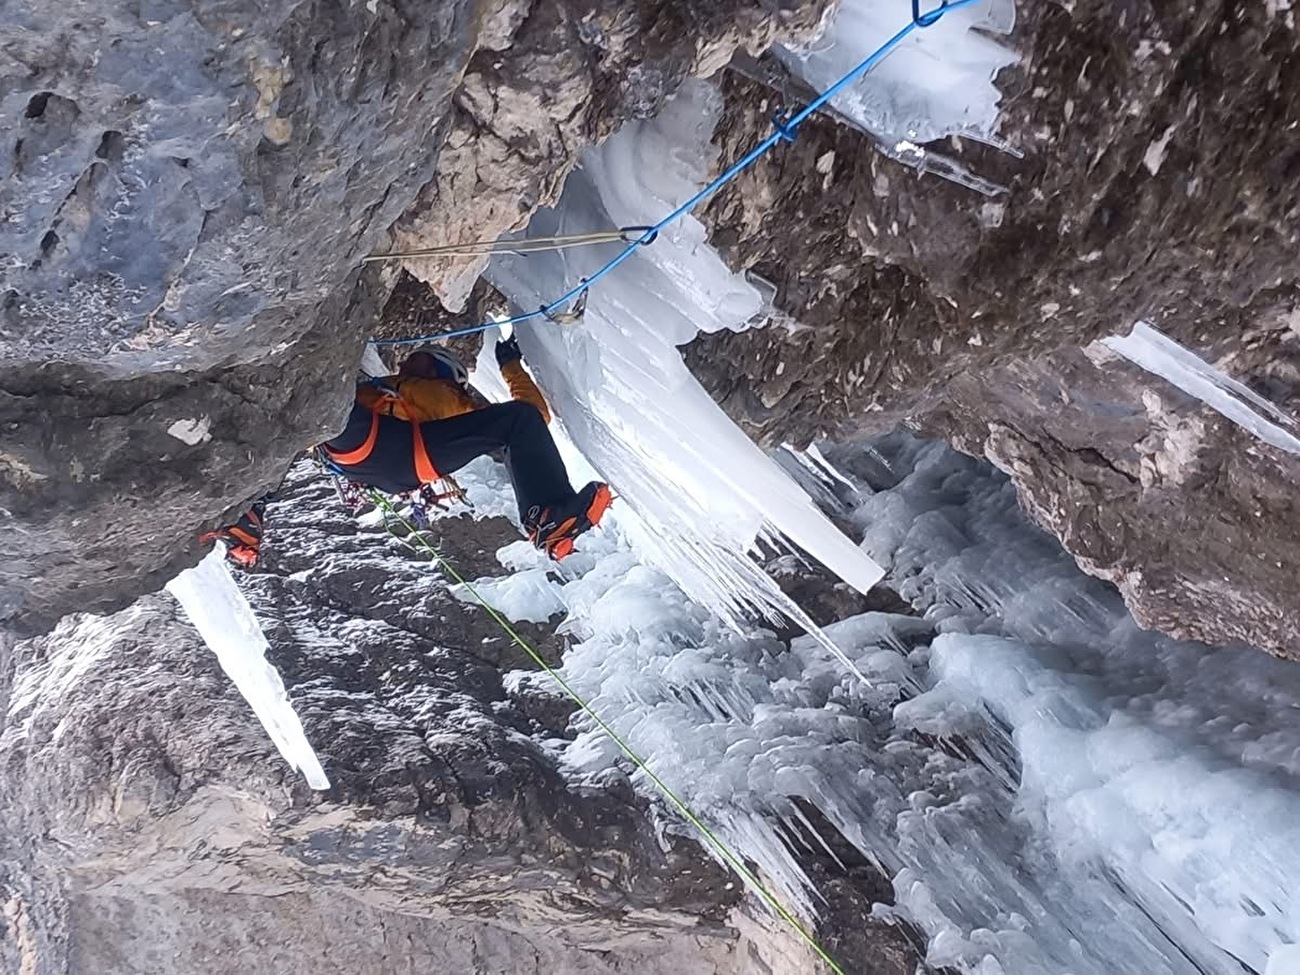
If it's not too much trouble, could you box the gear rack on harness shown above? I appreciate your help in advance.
[312,446,471,528]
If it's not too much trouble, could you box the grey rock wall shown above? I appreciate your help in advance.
[919,347,1300,658]
[391,0,825,311]
[1,0,480,629]
[684,0,1300,657]
[0,464,918,975]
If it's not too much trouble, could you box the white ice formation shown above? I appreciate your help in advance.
[484,80,884,642]
[778,0,1017,145]
[167,549,330,790]
[777,0,1019,193]
[360,341,390,380]
[452,434,1300,975]
[461,42,1300,973]
[1102,320,1300,455]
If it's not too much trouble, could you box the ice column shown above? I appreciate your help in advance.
[776,0,1018,147]
[1102,321,1300,455]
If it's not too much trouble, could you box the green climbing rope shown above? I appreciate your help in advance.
[364,489,849,975]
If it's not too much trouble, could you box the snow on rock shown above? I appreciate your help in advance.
[484,80,884,636]
[166,549,330,790]
[165,417,212,445]
[1267,945,1300,975]
[5,611,139,745]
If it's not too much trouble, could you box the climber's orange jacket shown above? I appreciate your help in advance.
[355,360,551,425]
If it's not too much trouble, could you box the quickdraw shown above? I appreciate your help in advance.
[409,477,471,529]
[541,285,588,326]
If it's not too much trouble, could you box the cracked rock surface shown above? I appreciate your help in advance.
[685,0,1300,657]
[3,464,913,975]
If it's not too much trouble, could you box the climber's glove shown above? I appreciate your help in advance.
[495,335,523,368]
[199,499,267,570]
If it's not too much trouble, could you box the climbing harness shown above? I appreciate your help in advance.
[313,445,372,512]
[362,488,851,975]
[311,446,470,525]
[371,0,979,349]
[321,378,441,484]
[362,227,658,264]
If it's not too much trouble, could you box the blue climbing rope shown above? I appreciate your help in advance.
[373,0,979,347]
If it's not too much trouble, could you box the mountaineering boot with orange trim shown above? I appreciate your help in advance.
[524,482,613,560]
[199,499,267,569]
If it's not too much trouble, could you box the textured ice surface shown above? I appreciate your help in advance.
[454,434,1300,975]
[167,549,330,790]
[852,436,1300,974]
[1103,321,1300,454]
[777,0,1018,146]
[456,56,1300,973]
[485,80,884,635]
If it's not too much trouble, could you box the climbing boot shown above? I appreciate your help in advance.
[199,500,266,570]
[524,482,613,560]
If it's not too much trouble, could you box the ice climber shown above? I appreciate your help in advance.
[204,337,613,566]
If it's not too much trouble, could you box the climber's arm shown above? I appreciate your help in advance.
[496,338,552,424]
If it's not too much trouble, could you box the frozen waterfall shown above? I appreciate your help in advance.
[485,80,884,643]
[450,39,1300,973]
[453,434,1300,975]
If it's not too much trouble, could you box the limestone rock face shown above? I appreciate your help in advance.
[390,1,824,311]
[0,468,724,973]
[0,0,823,632]
[1,0,476,629]
[920,347,1300,656]
[0,465,917,975]
[684,0,1300,656]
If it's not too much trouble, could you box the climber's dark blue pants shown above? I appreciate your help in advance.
[325,401,573,518]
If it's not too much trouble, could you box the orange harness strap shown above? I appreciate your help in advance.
[324,409,380,465]
[412,424,439,484]
[325,400,441,485]
[226,526,260,547]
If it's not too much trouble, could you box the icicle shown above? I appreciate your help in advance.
[1102,321,1300,454]
[167,549,330,790]
[483,80,884,637]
